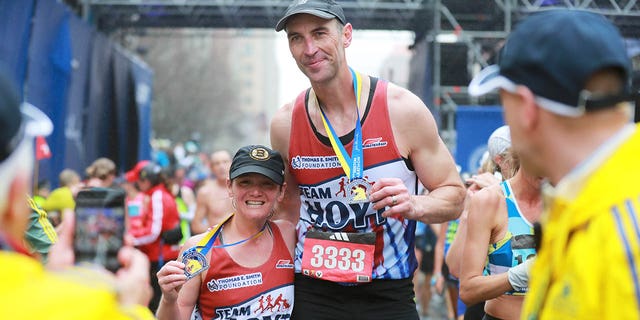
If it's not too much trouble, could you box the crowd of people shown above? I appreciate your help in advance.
[1,1,639,319]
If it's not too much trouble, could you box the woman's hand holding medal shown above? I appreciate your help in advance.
[156,260,188,303]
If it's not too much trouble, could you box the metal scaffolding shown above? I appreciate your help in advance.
[80,0,430,31]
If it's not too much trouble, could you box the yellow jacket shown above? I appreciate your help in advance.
[41,186,76,211]
[522,124,640,319]
[0,251,154,319]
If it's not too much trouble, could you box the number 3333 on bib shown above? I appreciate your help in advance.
[301,230,375,283]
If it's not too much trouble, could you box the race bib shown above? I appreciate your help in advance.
[301,230,375,283]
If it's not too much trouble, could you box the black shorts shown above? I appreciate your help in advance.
[419,244,435,274]
[482,313,502,320]
[292,274,419,320]
[465,301,486,320]
[415,234,436,274]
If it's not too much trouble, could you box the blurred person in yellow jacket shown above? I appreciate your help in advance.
[469,9,640,319]
[0,67,154,319]
[41,168,82,228]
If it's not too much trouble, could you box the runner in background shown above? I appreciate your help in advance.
[445,125,518,320]
[169,165,196,244]
[191,150,233,234]
[457,129,543,319]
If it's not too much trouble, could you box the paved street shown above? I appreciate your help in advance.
[417,292,453,320]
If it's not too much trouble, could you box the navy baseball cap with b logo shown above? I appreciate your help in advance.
[469,9,633,117]
[229,145,285,185]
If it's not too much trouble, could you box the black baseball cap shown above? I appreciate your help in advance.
[275,0,346,32]
[229,145,285,185]
[469,9,632,117]
[0,68,53,163]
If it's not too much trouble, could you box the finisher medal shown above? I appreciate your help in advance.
[346,177,372,203]
[182,248,209,280]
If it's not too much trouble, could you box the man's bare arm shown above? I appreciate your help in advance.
[270,102,301,225]
[371,84,466,223]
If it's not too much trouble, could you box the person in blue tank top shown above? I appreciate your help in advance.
[457,126,543,320]
[445,125,518,320]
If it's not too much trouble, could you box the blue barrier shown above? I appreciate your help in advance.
[0,0,152,186]
[455,106,504,174]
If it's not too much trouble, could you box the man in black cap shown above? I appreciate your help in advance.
[271,1,466,319]
[469,9,640,319]
[0,68,154,318]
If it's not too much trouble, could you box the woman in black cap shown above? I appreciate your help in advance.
[156,145,296,320]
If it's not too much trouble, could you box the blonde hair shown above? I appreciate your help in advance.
[59,169,80,187]
[478,151,498,174]
[86,157,116,180]
[495,148,520,180]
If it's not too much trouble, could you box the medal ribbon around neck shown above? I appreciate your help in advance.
[182,213,268,280]
[193,213,268,254]
[317,67,364,181]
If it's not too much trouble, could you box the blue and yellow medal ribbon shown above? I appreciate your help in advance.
[191,214,230,256]
[191,213,269,255]
[318,67,364,180]
[183,212,269,280]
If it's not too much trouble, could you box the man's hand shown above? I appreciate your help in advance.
[116,247,153,306]
[369,178,413,219]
